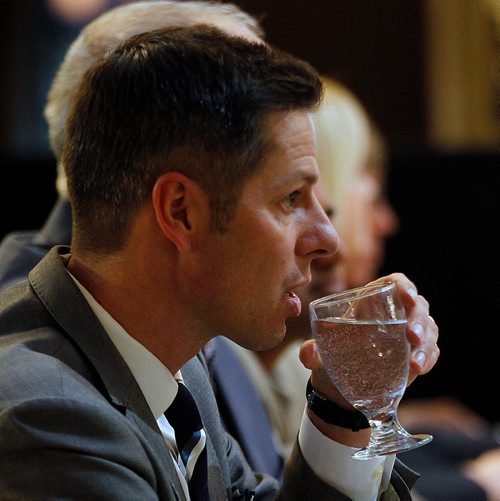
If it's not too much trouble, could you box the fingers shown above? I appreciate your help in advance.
[367,273,425,326]
[299,339,322,371]
[366,272,417,307]
[299,340,329,394]
[407,298,440,380]
[390,274,440,381]
[369,273,440,382]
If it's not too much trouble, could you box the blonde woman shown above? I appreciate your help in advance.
[316,77,500,501]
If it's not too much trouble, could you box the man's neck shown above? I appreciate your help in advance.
[66,251,205,374]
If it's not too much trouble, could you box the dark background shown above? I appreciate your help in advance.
[1,1,499,422]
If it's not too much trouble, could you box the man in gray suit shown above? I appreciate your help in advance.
[0,16,440,501]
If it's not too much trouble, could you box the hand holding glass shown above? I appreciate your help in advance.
[309,282,432,459]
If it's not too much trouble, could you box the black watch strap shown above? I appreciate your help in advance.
[306,378,370,431]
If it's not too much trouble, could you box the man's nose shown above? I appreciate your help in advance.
[304,202,340,261]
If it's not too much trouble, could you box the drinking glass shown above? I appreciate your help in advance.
[309,281,432,459]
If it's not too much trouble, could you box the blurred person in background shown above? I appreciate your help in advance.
[325,79,500,500]
[322,79,500,501]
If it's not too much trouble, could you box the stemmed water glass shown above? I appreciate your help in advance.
[309,281,433,459]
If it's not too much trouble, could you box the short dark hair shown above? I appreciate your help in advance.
[63,25,322,253]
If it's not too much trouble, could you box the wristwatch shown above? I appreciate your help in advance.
[306,378,370,431]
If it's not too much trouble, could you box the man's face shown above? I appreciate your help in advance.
[186,111,339,351]
[285,181,347,341]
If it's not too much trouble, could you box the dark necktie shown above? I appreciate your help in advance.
[165,382,209,500]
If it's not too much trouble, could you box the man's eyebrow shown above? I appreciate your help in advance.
[275,168,318,188]
[292,171,319,187]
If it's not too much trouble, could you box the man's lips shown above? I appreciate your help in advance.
[286,291,302,317]
[286,278,309,317]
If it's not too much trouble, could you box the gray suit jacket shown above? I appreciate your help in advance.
[0,246,419,500]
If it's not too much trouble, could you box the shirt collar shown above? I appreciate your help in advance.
[68,270,180,418]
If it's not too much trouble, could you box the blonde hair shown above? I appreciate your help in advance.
[44,0,262,198]
[311,77,372,227]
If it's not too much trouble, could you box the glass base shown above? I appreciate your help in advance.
[353,433,432,460]
[352,415,434,460]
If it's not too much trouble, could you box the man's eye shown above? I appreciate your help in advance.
[283,191,301,207]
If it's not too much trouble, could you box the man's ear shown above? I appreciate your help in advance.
[152,172,207,252]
